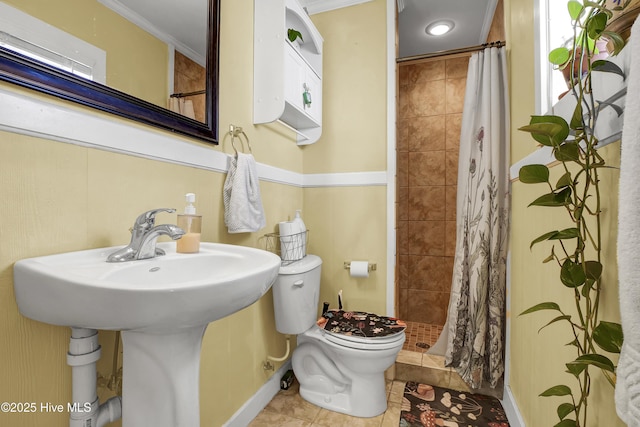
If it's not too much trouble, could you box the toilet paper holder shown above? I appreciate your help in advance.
[343,261,377,272]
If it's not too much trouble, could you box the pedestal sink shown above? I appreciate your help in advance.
[13,242,281,427]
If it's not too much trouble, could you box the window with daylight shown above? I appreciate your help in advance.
[537,0,575,114]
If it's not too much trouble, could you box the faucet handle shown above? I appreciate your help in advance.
[134,208,176,230]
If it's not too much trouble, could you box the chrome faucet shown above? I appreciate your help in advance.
[107,208,185,262]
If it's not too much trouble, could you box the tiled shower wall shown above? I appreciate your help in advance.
[396,56,469,324]
[174,51,206,122]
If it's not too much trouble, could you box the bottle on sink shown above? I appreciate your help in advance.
[176,193,202,253]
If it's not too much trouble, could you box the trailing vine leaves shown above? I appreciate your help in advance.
[517,1,627,426]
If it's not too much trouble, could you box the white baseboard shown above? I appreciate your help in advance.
[501,385,526,427]
[222,360,292,427]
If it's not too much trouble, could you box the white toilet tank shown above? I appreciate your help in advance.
[272,255,322,335]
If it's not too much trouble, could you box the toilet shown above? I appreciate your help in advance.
[272,255,406,418]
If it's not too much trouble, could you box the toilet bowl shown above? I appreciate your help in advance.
[272,255,406,417]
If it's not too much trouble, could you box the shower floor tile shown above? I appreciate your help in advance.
[401,321,443,353]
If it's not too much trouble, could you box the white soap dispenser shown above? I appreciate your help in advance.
[176,193,202,253]
[292,209,307,257]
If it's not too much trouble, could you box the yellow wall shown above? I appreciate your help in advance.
[302,1,388,174]
[303,0,389,315]
[3,0,168,107]
[303,186,388,316]
[2,0,625,425]
[0,1,388,426]
[506,0,623,424]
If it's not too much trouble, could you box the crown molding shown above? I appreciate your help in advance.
[97,0,205,66]
[299,0,373,15]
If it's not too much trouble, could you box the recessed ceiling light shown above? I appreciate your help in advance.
[426,21,454,36]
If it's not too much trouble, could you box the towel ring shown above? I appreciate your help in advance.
[229,124,252,155]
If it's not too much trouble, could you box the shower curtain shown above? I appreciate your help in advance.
[441,46,510,389]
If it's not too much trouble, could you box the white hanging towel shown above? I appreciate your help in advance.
[223,152,266,233]
[616,18,640,427]
[168,98,180,113]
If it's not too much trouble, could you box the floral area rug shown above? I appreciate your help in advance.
[400,381,509,427]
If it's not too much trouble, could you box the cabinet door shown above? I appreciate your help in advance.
[284,44,321,125]
[284,45,306,112]
[301,66,321,123]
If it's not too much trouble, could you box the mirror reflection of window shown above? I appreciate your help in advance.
[0,31,94,80]
[0,2,107,84]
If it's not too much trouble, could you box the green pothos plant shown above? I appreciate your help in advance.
[518,1,630,426]
[287,28,304,43]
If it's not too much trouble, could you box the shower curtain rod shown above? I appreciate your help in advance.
[397,40,506,63]
[170,89,206,98]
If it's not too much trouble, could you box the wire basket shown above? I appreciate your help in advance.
[264,230,309,265]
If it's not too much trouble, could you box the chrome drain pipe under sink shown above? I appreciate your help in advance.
[68,327,122,427]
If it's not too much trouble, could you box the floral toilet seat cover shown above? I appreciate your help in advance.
[316,310,406,338]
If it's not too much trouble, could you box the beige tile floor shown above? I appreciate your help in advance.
[248,379,406,427]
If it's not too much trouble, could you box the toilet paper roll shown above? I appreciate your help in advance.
[350,261,369,278]
[279,221,303,261]
[278,221,295,237]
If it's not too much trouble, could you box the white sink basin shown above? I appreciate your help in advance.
[14,242,280,427]
[14,242,281,427]
[14,242,281,332]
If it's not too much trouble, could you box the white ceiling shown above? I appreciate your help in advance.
[98,0,207,66]
[300,0,499,59]
[100,0,499,64]
[397,0,498,58]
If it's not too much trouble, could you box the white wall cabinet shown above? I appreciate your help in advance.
[254,0,323,145]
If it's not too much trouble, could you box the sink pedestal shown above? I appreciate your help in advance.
[121,325,207,427]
